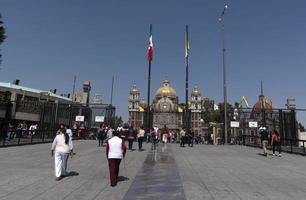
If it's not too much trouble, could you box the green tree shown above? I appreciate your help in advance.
[0,14,6,64]
[201,102,235,123]
[299,122,305,132]
[104,116,123,128]
[218,102,235,121]
[202,110,222,123]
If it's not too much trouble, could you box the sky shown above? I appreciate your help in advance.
[1,0,306,123]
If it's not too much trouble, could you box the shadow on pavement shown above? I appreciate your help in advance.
[257,153,269,157]
[118,176,129,182]
[66,171,79,176]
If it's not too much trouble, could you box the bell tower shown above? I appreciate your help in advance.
[190,85,202,135]
[190,85,202,112]
[128,83,143,129]
[128,83,139,111]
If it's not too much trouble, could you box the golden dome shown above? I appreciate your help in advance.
[155,80,177,97]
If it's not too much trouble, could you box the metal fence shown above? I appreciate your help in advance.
[0,100,114,147]
[239,135,306,156]
[225,107,305,143]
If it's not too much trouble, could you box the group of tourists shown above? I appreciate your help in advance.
[259,126,282,157]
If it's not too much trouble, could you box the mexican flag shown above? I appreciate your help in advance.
[147,24,153,61]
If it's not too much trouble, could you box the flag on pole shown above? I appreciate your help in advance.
[185,25,190,58]
[147,24,153,61]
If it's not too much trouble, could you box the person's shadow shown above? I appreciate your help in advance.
[257,153,270,157]
[118,176,129,182]
[66,171,79,177]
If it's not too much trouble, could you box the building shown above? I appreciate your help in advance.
[152,80,183,131]
[128,83,144,129]
[128,80,210,135]
[0,81,92,130]
[0,81,72,122]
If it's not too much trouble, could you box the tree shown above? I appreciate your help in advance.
[202,110,222,123]
[0,14,6,64]
[299,122,305,132]
[201,102,235,123]
[218,102,235,121]
[104,116,123,128]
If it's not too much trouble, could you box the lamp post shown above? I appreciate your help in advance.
[219,4,228,144]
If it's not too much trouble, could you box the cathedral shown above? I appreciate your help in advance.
[128,80,208,135]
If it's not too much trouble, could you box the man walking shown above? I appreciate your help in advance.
[180,128,186,147]
[259,126,269,156]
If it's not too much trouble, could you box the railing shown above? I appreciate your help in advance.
[238,135,306,156]
[0,129,90,147]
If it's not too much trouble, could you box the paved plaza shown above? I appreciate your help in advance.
[1,141,306,200]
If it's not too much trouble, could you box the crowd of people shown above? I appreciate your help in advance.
[95,124,199,150]
[0,121,38,141]
[49,122,283,187]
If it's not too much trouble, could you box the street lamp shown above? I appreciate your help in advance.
[219,4,228,144]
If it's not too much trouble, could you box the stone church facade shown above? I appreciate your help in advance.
[128,80,208,135]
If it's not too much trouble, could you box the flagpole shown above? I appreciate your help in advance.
[219,5,228,144]
[146,24,152,132]
[147,61,151,131]
[185,25,190,135]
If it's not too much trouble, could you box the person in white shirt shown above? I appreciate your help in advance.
[29,124,37,138]
[51,128,73,181]
[137,126,145,150]
[180,128,186,147]
[106,126,114,140]
[106,131,127,187]
[65,128,74,172]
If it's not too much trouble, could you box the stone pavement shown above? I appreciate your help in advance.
[1,141,306,200]
[0,140,149,200]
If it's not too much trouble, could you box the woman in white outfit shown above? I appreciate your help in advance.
[51,128,73,181]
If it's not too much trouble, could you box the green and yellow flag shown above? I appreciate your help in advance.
[185,25,190,58]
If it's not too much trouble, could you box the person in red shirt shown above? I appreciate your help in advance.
[271,130,281,157]
[106,131,127,187]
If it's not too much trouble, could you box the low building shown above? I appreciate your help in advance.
[0,81,91,130]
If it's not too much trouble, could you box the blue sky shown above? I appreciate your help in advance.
[1,0,306,123]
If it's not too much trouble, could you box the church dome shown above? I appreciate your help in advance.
[155,80,177,97]
[253,95,273,112]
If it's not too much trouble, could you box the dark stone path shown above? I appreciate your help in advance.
[123,145,186,200]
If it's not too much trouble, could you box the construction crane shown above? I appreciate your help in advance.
[238,96,249,108]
